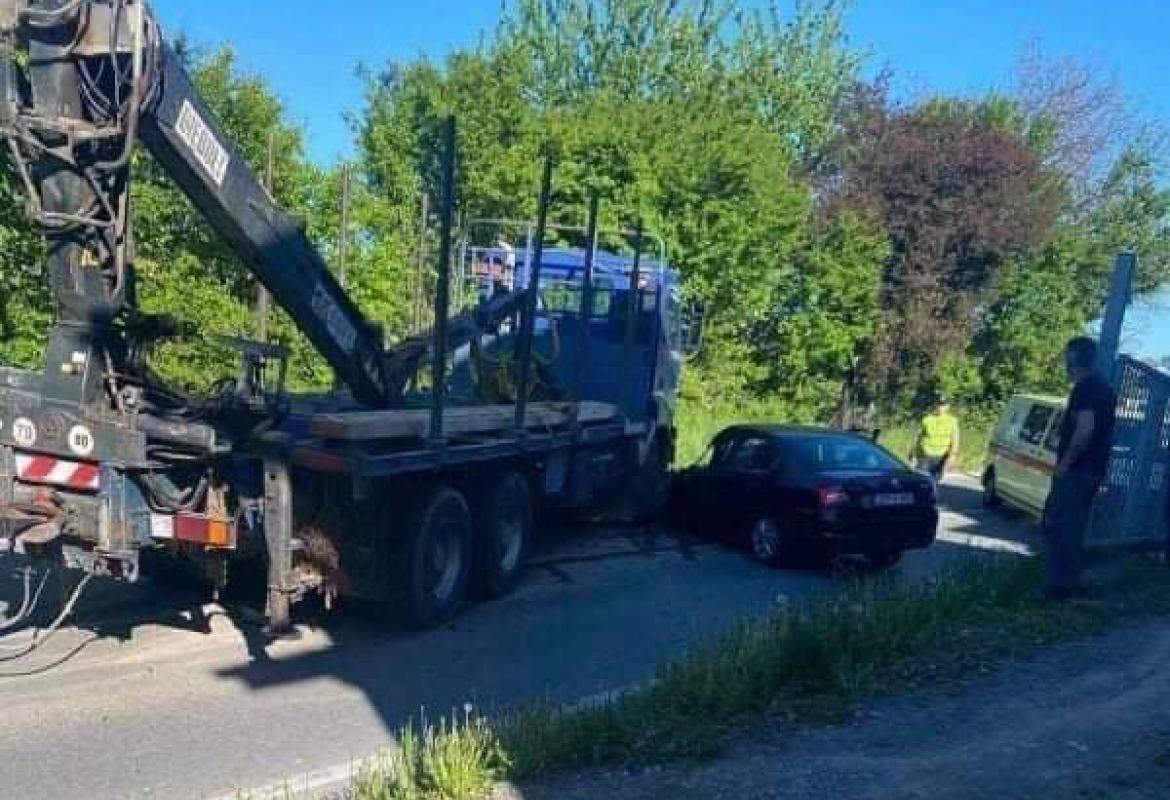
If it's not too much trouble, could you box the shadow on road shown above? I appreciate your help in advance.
[211,521,711,716]
[933,477,1040,557]
[210,483,1041,744]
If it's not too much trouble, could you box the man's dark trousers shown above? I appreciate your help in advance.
[1044,468,1098,593]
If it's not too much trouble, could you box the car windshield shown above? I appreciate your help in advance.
[780,434,904,474]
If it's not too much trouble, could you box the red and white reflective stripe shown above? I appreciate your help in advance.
[14,455,101,491]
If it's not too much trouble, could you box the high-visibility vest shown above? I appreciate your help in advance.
[920,413,958,458]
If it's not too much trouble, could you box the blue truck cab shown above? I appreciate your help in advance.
[459,244,684,454]
[526,247,682,433]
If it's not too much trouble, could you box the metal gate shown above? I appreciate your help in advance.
[1090,356,1170,547]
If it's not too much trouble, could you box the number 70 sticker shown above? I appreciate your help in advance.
[12,418,37,448]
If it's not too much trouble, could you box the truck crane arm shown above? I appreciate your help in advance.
[1,0,400,410]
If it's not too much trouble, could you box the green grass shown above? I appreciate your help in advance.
[349,708,507,800]
[344,555,1170,798]
[675,398,791,466]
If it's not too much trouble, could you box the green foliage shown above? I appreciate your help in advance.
[0,142,48,368]
[976,148,1170,406]
[935,353,985,408]
[132,47,331,391]
[753,210,888,416]
[675,390,794,466]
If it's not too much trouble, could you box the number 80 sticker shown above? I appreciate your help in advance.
[69,425,96,457]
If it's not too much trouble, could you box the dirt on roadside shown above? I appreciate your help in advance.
[499,616,1170,800]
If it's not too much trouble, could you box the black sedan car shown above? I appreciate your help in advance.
[672,425,938,569]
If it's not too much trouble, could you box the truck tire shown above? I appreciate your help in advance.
[393,486,472,630]
[474,471,533,600]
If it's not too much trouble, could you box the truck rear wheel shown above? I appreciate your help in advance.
[393,486,472,630]
[474,471,533,600]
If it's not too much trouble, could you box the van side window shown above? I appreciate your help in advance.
[1005,402,1028,437]
[1019,405,1055,447]
[1043,411,1065,453]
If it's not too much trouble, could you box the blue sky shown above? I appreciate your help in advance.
[151,0,1169,360]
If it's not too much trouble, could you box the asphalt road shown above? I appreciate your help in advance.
[0,477,1035,800]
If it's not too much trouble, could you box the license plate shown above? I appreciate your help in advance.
[873,492,915,508]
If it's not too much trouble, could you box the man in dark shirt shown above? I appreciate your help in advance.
[1044,337,1116,599]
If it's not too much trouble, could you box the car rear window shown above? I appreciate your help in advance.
[779,435,904,475]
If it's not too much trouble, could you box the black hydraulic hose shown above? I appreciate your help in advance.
[96,3,159,171]
[0,574,93,663]
[134,470,209,514]
[0,569,33,634]
[0,567,51,636]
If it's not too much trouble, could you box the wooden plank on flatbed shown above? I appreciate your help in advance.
[308,401,620,442]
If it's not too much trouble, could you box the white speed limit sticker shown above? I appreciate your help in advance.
[12,418,37,448]
[68,425,96,457]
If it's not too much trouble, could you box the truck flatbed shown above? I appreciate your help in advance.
[278,401,642,479]
[307,401,620,441]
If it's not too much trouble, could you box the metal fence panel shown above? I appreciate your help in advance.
[1090,357,1170,547]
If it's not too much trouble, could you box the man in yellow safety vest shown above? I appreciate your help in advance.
[913,399,960,481]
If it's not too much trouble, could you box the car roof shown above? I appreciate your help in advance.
[715,424,872,441]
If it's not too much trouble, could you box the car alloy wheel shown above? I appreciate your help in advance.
[749,518,783,565]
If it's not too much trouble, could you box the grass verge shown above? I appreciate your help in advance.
[347,709,507,800]
[675,398,791,466]
[345,555,1170,799]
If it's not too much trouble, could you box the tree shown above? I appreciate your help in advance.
[753,209,888,416]
[973,56,1170,406]
[131,47,331,390]
[832,93,1063,407]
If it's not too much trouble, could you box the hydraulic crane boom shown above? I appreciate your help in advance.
[1,0,391,408]
[140,42,392,407]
